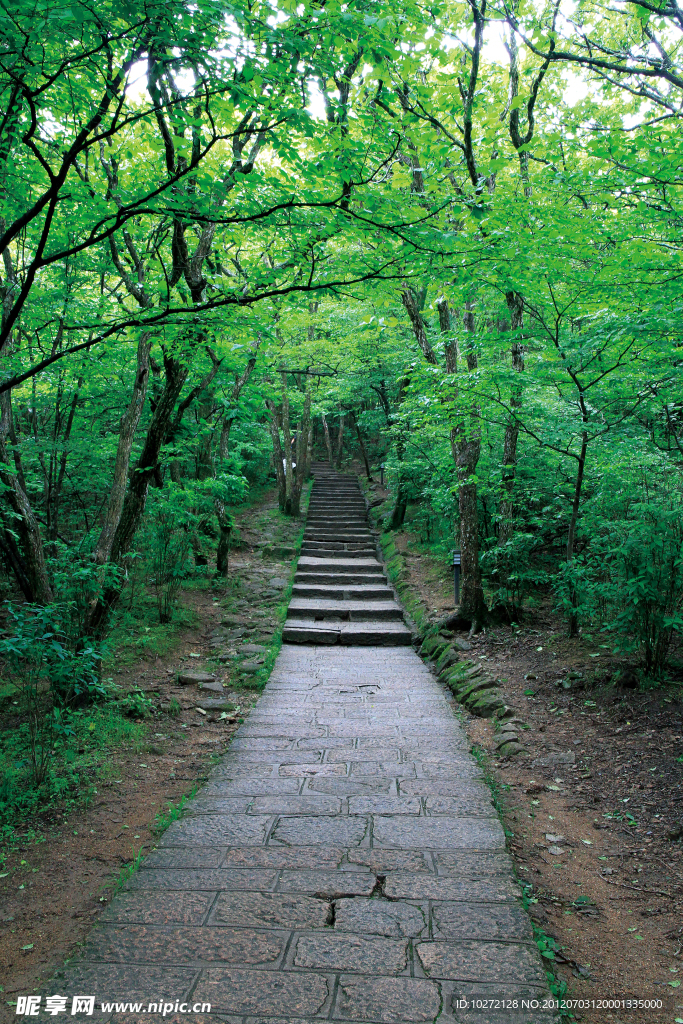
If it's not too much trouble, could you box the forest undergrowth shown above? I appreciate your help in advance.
[0,486,303,1014]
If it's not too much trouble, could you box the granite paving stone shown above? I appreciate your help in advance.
[276,869,376,896]
[210,891,332,928]
[45,468,556,1020]
[334,976,441,1022]
[79,924,287,965]
[125,868,278,891]
[193,968,331,1015]
[373,816,505,850]
[100,890,214,924]
[294,933,409,973]
[431,902,533,941]
[334,898,428,938]
[416,940,546,982]
[270,814,369,846]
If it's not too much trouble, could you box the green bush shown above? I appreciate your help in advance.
[555,464,683,676]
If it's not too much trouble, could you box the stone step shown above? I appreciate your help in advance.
[292,584,394,600]
[300,547,377,559]
[307,509,367,516]
[304,530,373,539]
[297,557,384,573]
[308,513,366,519]
[287,598,404,621]
[306,521,368,529]
[295,571,387,585]
[282,619,413,645]
[302,540,375,551]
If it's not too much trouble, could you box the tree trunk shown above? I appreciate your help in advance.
[195,391,215,481]
[0,390,54,603]
[92,333,152,564]
[85,353,190,635]
[499,291,525,545]
[437,298,457,373]
[322,413,333,464]
[215,501,232,575]
[280,374,295,513]
[304,423,313,481]
[566,429,588,637]
[450,301,486,627]
[266,400,287,510]
[291,392,312,516]
[402,285,438,364]
[387,428,408,530]
[351,412,373,480]
[334,413,344,470]
[218,337,261,461]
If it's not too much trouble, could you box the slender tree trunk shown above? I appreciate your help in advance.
[402,285,438,364]
[322,413,333,465]
[304,423,313,481]
[215,501,232,575]
[351,412,372,480]
[218,337,261,461]
[450,301,486,627]
[92,333,153,564]
[195,392,215,481]
[566,429,588,637]
[51,378,82,543]
[499,292,525,545]
[266,400,287,510]
[334,413,344,470]
[281,374,295,513]
[388,428,408,530]
[85,353,190,635]
[291,392,312,516]
[0,390,54,603]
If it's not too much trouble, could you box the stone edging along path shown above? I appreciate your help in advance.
[42,468,559,1023]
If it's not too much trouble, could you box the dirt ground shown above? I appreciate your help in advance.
[0,488,301,1018]
[391,520,683,1024]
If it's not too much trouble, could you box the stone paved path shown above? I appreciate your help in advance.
[48,472,556,1023]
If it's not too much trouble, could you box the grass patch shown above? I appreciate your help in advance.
[153,785,198,836]
[105,599,199,669]
[379,534,430,634]
[112,846,145,895]
[0,703,146,829]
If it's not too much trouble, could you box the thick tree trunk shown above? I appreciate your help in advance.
[499,292,525,545]
[92,333,152,564]
[0,391,53,603]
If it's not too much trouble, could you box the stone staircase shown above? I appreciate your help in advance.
[282,465,413,645]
